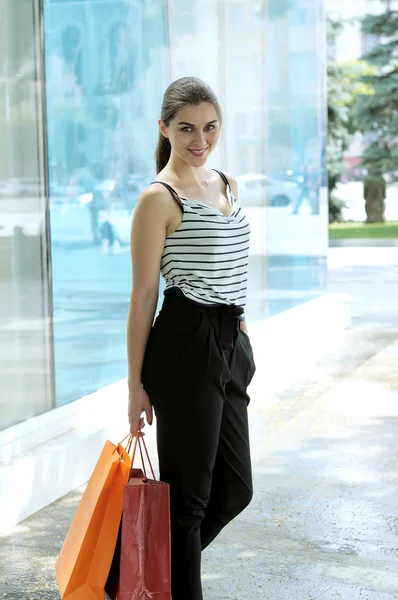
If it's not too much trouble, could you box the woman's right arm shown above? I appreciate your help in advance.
[126,186,170,434]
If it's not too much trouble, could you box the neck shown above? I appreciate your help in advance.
[167,152,209,186]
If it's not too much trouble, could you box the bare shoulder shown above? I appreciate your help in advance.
[221,171,239,199]
[135,182,175,218]
[138,182,172,204]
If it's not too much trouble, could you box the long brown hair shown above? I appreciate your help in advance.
[155,77,223,174]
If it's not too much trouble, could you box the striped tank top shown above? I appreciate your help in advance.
[150,169,250,308]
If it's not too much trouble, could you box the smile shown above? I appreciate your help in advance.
[188,148,208,157]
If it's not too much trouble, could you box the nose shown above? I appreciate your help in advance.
[194,132,208,147]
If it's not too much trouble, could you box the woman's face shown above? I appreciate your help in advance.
[159,102,220,167]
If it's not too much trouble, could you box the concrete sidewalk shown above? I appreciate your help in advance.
[1,325,398,599]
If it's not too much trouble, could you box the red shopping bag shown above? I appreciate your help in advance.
[56,435,133,600]
[117,433,171,600]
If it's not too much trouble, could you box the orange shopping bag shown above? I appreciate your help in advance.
[56,435,133,600]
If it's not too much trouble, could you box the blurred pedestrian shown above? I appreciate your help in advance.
[291,163,311,215]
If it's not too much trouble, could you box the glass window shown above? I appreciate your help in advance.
[169,0,221,160]
[222,0,268,322]
[170,0,199,34]
[266,0,328,316]
[43,0,170,405]
[221,0,327,320]
[37,0,328,410]
[0,1,54,429]
[62,26,83,86]
[253,3,266,24]
[231,5,246,30]
[235,112,248,136]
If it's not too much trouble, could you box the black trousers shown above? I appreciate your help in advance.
[142,291,256,600]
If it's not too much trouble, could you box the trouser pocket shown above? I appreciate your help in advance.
[237,330,256,387]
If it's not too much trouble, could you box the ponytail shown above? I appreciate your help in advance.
[155,134,171,175]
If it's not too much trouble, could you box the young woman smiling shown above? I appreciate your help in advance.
[126,76,256,600]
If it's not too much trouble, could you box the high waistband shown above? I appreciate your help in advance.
[164,287,244,316]
[163,288,243,350]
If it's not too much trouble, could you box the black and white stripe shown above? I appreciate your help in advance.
[160,185,250,308]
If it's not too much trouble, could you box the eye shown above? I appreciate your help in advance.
[181,127,193,132]
[205,125,216,130]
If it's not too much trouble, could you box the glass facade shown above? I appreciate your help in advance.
[266,0,328,315]
[169,0,328,323]
[43,0,170,405]
[0,1,54,430]
[1,0,327,424]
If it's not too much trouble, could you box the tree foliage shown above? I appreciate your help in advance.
[356,1,398,180]
[327,21,353,198]
[327,18,372,218]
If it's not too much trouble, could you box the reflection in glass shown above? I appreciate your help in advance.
[40,0,327,407]
[44,0,170,405]
[62,26,83,86]
[0,1,53,430]
[266,0,328,316]
[222,0,268,322]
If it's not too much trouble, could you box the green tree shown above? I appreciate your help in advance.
[327,19,358,220]
[327,18,375,221]
[356,1,398,183]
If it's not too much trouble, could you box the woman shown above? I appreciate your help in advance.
[126,76,256,600]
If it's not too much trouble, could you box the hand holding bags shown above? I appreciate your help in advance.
[117,433,171,600]
[56,436,132,600]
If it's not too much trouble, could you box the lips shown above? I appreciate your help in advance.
[188,148,208,157]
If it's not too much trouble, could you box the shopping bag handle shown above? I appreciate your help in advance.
[129,431,156,481]
[111,433,133,460]
[119,433,132,448]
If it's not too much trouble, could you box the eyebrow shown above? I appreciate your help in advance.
[177,120,218,126]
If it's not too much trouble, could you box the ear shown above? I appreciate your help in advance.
[158,119,168,139]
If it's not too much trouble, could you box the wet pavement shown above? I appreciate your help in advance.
[203,330,398,599]
[1,247,398,599]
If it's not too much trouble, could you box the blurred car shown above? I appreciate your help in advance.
[268,169,304,185]
[235,173,300,208]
